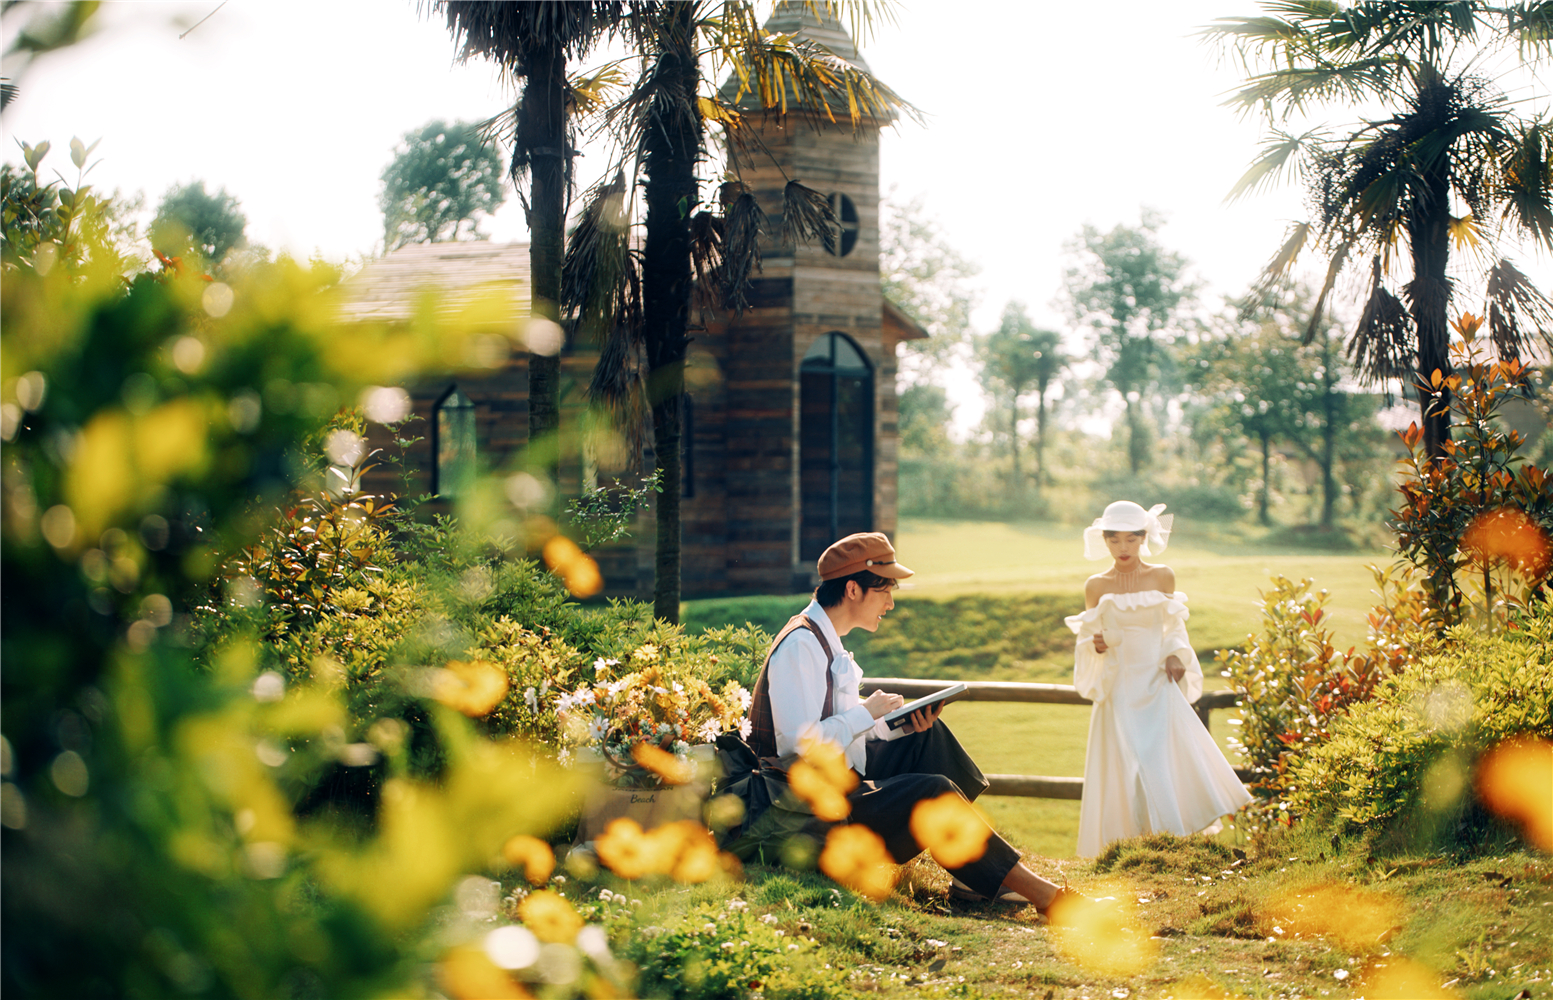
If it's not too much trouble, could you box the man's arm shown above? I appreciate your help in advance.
[767,631,879,756]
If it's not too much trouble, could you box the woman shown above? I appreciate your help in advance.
[1066,501,1251,857]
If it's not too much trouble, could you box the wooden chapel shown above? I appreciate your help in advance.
[344,4,926,598]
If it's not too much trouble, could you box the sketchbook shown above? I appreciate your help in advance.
[881,682,969,730]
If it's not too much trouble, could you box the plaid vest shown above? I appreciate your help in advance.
[746,614,835,760]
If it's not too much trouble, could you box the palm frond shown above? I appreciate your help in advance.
[438,1,644,74]
[569,61,631,116]
[1349,260,1413,380]
[1240,221,1312,317]
[780,179,834,250]
[1499,119,1553,249]
[1306,235,1354,342]
[563,174,633,339]
[1485,256,1553,361]
[1503,1,1553,58]
[1225,129,1323,202]
[689,208,723,310]
[709,20,919,127]
[1224,58,1399,115]
[716,182,765,312]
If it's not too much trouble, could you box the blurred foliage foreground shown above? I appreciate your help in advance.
[0,220,769,997]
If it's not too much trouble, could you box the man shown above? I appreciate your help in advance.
[746,532,1069,909]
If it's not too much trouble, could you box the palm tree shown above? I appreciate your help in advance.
[438,2,640,495]
[564,1,914,622]
[1207,1,1553,461]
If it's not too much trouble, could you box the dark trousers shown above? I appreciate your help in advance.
[846,721,1020,899]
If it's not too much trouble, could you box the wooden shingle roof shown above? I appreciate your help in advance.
[340,241,530,323]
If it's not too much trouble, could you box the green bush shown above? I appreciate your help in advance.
[621,900,845,1000]
[1289,604,1553,851]
[1218,569,1432,834]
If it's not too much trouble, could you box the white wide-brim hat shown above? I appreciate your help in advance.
[1083,501,1173,560]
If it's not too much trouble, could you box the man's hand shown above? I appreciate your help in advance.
[1164,655,1185,683]
[902,702,943,734]
[1092,632,1108,654]
[863,689,905,720]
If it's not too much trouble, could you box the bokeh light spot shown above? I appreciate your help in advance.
[40,504,76,549]
[360,385,412,424]
[50,750,89,797]
[484,925,540,971]
[172,336,206,375]
[1477,737,1553,850]
[523,318,563,356]
[201,282,234,317]
[818,824,895,901]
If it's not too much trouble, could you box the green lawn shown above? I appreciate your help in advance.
[683,517,1392,857]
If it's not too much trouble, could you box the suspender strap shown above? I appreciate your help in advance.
[746,614,836,760]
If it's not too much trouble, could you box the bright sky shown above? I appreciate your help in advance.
[5,0,1551,433]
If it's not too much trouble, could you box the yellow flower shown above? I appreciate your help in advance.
[542,535,602,598]
[517,889,582,944]
[432,660,508,718]
[1477,737,1553,850]
[1260,882,1402,953]
[596,818,656,880]
[664,822,722,884]
[788,761,851,821]
[788,737,857,821]
[819,825,896,902]
[438,944,531,999]
[909,792,991,868]
[502,834,555,886]
[1046,885,1158,977]
[631,742,693,786]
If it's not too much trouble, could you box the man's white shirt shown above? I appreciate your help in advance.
[766,598,904,775]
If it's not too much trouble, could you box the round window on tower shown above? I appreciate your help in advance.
[825,193,859,257]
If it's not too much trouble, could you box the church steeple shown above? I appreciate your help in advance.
[717,1,894,123]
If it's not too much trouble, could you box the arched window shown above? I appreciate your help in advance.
[434,386,476,498]
[800,333,873,560]
[824,193,859,257]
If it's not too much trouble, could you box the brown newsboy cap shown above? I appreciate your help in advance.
[817,532,914,582]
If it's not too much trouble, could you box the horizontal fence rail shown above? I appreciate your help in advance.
[859,678,1255,797]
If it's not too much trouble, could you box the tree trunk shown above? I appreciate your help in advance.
[640,3,700,624]
[1124,394,1145,475]
[1259,427,1272,526]
[1320,358,1338,529]
[1409,70,1455,463]
[520,41,568,496]
[1009,393,1021,494]
[1035,389,1048,490]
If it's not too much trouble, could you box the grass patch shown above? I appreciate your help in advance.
[525,832,1553,998]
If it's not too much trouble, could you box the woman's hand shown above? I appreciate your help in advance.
[1164,655,1185,683]
[1092,632,1108,654]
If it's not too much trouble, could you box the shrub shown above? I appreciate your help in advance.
[1218,569,1433,833]
[620,900,845,1000]
[1390,317,1553,626]
[1289,602,1553,852]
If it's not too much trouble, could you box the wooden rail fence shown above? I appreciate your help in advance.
[859,678,1251,801]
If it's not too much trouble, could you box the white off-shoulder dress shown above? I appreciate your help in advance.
[1065,590,1251,857]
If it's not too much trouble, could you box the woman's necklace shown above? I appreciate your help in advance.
[1112,564,1144,593]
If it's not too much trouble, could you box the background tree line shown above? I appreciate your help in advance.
[886,200,1400,540]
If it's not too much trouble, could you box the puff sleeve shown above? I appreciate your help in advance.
[1162,592,1203,704]
[1066,605,1118,704]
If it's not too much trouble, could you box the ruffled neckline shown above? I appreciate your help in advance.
[1065,590,1189,630]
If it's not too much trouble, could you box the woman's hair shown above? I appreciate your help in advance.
[814,569,896,608]
[1102,529,1147,540]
